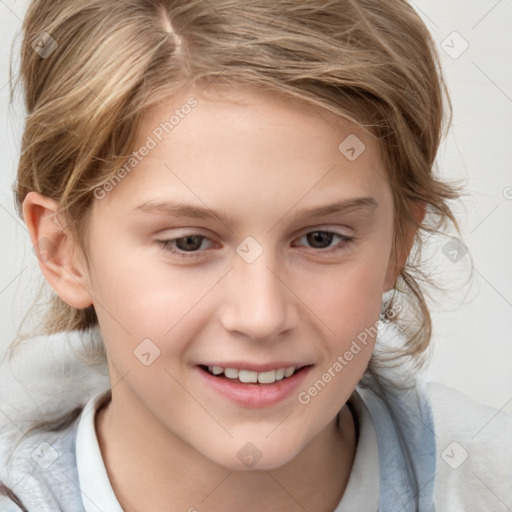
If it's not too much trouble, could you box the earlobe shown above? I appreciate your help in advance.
[23,191,93,309]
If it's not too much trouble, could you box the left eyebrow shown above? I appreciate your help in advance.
[289,196,379,222]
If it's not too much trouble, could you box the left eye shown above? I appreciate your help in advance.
[294,230,353,251]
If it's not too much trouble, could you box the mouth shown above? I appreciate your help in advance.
[198,364,309,384]
[196,364,314,408]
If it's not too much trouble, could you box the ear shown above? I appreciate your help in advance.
[23,191,93,308]
[383,200,427,292]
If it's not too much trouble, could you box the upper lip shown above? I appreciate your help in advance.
[198,361,313,372]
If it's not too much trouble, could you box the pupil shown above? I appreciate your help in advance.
[176,235,203,251]
[307,231,333,248]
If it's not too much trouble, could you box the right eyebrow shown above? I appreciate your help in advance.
[130,199,236,225]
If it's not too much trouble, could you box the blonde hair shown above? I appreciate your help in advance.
[9,0,461,432]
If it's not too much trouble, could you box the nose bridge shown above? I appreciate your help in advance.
[221,243,295,340]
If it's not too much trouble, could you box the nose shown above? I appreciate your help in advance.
[219,250,298,342]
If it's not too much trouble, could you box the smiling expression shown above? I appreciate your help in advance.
[82,84,396,470]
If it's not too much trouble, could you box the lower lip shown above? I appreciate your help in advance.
[195,365,313,408]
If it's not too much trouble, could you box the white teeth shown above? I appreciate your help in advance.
[257,370,276,384]
[224,368,239,379]
[206,365,300,384]
[239,370,258,383]
[284,366,295,378]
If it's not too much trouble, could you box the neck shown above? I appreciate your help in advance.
[95,391,356,512]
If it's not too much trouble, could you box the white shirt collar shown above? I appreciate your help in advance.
[334,388,380,511]
[75,388,123,512]
[75,388,379,511]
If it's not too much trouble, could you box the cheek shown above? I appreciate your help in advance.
[87,241,223,370]
[85,239,181,341]
[293,256,389,416]
[296,252,390,338]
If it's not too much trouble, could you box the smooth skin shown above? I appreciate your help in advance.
[23,84,422,512]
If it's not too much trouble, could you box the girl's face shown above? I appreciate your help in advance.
[83,85,396,470]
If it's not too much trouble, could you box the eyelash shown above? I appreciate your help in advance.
[157,230,355,258]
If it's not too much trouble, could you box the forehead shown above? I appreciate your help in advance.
[100,84,390,217]
[138,84,379,158]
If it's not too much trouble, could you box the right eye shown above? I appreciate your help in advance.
[157,234,215,257]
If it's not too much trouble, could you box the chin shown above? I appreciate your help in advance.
[204,438,302,472]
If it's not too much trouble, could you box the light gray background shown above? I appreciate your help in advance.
[0,0,511,411]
